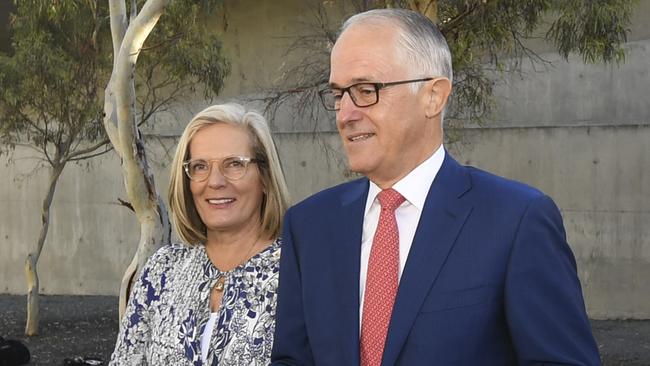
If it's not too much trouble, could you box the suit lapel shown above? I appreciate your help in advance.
[382,155,474,366]
[334,178,369,366]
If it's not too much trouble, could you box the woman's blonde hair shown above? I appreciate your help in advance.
[168,103,290,245]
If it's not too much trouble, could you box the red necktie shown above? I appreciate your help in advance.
[360,188,405,366]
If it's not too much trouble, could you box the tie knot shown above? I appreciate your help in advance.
[377,188,405,212]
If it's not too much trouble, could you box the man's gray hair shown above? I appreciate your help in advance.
[340,8,453,86]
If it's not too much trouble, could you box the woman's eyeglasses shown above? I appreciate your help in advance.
[183,156,262,181]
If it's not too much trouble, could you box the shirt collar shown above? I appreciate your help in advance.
[365,145,445,214]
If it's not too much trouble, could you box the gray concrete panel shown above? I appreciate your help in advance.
[0,150,139,295]
[490,40,650,128]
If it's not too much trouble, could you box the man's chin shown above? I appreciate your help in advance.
[346,160,370,176]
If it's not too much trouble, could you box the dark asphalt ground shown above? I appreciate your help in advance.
[1,295,649,365]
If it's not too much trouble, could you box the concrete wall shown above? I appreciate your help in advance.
[0,150,140,295]
[1,0,648,318]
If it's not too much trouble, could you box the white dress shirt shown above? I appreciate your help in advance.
[359,146,445,324]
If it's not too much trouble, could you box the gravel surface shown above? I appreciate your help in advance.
[1,295,648,365]
[1,295,118,365]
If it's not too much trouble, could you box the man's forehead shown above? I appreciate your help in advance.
[329,23,402,84]
[328,58,391,87]
[328,77,375,88]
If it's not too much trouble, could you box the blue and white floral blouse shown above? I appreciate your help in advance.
[109,239,281,366]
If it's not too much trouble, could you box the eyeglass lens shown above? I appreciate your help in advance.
[185,157,250,181]
[321,83,378,110]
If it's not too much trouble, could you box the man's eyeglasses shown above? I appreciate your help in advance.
[318,77,434,111]
[183,156,262,182]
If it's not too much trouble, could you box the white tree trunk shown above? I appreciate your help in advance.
[25,162,65,336]
[105,0,171,320]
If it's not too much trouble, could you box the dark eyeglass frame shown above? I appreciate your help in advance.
[318,77,434,111]
[182,155,263,182]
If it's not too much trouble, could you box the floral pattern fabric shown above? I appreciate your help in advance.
[109,239,281,366]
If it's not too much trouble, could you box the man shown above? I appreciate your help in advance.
[271,8,600,366]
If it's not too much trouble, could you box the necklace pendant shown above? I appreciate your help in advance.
[214,279,225,292]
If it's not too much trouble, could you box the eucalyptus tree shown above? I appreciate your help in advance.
[0,0,228,335]
[0,0,113,336]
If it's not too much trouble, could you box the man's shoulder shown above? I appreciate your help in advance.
[290,177,367,212]
[439,153,544,200]
[461,163,546,203]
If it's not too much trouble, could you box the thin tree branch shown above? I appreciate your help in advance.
[140,33,184,51]
[67,137,111,160]
[440,0,492,34]
[68,144,114,162]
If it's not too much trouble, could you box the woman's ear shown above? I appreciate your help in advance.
[423,77,452,119]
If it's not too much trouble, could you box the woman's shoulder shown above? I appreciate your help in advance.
[143,243,202,274]
[263,237,282,258]
[270,237,282,251]
[249,238,282,272]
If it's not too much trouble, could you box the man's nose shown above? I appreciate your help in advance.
[336,91,361,127]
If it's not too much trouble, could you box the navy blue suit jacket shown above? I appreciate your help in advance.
[271,154,600,365]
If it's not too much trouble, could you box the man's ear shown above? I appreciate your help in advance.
[423,77,452,118]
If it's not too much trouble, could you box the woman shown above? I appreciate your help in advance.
[110,103,290,365]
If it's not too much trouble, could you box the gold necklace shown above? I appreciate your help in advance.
[212,235,260,292]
